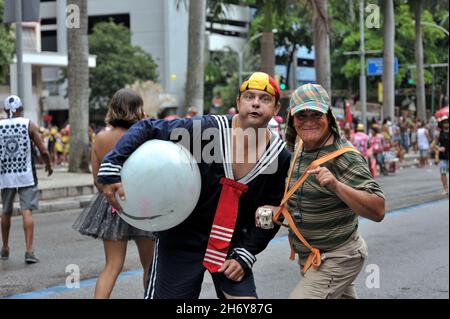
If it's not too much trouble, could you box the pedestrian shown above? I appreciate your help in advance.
[257,84,385,299]
[54,129,64,165]
[393,127,405,163]
[72,89,155,299]
[343,122,352,142]
[227,107,237,116]
[399,117,410,154]
[98,72,291,299]
[0,95,53,263]
[410,118,419,152]
[370,124,387,176]
[433,116,449,195]
[417,121,431,168]
[351,123,370,162]
[185,106,199,118]
[47,127,57,165]
[61,128,70,165]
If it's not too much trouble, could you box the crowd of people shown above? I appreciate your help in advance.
[339,111,449,195]
[338,113,448,178]
[33,124,97,167]
[1,73,448,299]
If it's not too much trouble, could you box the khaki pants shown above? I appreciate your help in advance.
[289,231,368,299]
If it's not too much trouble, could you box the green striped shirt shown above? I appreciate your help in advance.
[286,137,384,255]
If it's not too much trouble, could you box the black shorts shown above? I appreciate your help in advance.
[144,238,257,299]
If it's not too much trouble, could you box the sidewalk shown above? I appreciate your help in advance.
[401,151,420,168]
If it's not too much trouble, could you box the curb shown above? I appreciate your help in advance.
[3,194,94,216]
[39,184,96,201]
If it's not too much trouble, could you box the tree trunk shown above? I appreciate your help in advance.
[184,0,206,116]
[260,1,275,77]
[311,0,331,97]
[67,0,90,173]
[285,46,295,90]
[414,0,427,121]
[382,0,395,121]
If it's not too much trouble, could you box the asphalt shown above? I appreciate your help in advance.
[1,198,447,299]
[0,153,448,300]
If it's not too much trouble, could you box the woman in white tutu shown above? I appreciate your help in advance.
[72,89,154,298]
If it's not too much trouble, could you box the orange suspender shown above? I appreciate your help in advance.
[273,143,360,274]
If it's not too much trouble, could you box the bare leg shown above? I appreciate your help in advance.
[441,174,449,194]
[1,213,11,250]
[22,210,34,252]
[94,240,127,299]
[134,238,155,291]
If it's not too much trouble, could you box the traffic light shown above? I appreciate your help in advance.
[406,69,414,85]
[280,76,287,91]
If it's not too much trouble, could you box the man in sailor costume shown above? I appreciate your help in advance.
[98,72,291,299]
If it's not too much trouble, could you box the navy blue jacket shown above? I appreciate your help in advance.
[98,115,290,269]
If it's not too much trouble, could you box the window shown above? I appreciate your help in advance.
[41,30,57,52]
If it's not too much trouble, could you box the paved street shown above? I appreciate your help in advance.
[0,167,448,299]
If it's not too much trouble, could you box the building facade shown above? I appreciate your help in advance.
[1,0,253,126]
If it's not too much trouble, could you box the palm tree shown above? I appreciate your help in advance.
[260,1,275,76]
[67,0,90,172]
[411,0,427,121]
[184,0,207,116]
[309,0,331,96]
[382,0,395,121]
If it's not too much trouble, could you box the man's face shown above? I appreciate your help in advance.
[293,110,330,145]
[236,89,280,128]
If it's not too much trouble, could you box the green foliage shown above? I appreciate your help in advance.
[202,0,448,105]
[246,0,313,90]
[204,49,259,112]
[0,0,15,84]
[88,21,158,109]
[249,1,312,50]
[329,0,448,99]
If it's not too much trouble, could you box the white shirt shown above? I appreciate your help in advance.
[0,117,35,188]
[417,127,430,150]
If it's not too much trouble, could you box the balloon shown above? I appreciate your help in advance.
[116,140,201,231]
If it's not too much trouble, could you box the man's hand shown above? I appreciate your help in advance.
[218,259,245,282]
[102,182,125,212]
[439,146,445,153]
[308,166,340,192]
[45,164,53,176]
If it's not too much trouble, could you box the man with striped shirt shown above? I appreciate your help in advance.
[261,84,385,299]
[98,72,290,299]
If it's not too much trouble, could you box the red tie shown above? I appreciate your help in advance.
[203,177,249,273]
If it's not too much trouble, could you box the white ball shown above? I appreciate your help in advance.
[116,140,201,231]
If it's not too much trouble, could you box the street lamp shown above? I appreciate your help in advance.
[413,20,450,107]
[238,29,278,83]
[14,0,24,100]
[359,0,367,132]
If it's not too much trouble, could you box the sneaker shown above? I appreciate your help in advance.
[1,247,9,260]
[25,251,39,264]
